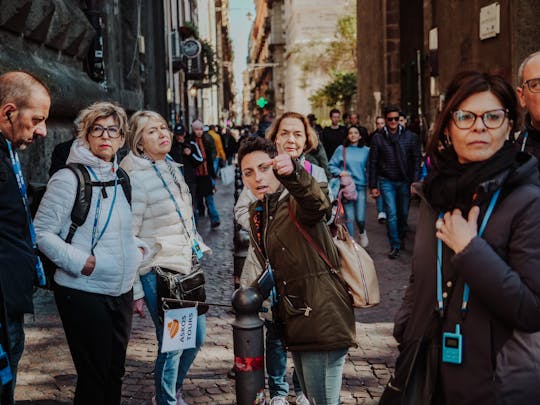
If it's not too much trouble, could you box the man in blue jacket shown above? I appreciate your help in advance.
[0,71,50,402]
[369,106,421,259]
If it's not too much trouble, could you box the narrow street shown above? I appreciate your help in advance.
[16,180,417,404]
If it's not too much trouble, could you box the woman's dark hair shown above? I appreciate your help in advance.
[427,71,518,165]
[237,136,277,169]
[343,125,366,147]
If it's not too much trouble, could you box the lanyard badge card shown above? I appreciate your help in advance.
[192,239,203,260]
[442,324,463,364]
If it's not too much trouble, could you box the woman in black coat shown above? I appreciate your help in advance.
[383,71,540,405]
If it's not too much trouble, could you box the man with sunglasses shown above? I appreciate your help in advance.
[368,106,421,259]
[516,51,540,163]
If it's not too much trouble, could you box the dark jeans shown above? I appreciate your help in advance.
[54,285,133,405]
[2,315,24,404]
[379,177,410,250]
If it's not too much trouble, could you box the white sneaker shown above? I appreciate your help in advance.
[295,392,311,405]
[359,231,369,248]
[176,392,189,405]
[377,212,387,223]
[269,396,289,405]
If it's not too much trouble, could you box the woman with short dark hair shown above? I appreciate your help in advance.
[384,71,540,404]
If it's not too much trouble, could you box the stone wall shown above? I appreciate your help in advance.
[0,0,166,183]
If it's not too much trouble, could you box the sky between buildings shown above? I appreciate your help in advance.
[229,0,255,112]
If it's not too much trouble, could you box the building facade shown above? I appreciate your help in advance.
[245,0,350,124]
[357,0,540,141]
[0,0,167,183]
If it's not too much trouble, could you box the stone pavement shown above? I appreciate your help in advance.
[16,181,419,404]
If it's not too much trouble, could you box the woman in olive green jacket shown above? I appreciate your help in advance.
[238,135,356,405]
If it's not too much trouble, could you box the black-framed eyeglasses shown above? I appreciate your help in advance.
[522,78,540,93]
[386,116,400,122]
[89,124,122,138]
[451,109,508,130]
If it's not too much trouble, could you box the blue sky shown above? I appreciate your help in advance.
[229,0,255,102]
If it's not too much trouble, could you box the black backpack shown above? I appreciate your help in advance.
[34,163,132,289]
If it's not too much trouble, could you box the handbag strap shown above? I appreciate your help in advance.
[342,146,347,172]
[287,200,335,271]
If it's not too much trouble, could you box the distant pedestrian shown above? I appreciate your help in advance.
[238,136,355,405]
[349,112,369,140]
[169,123,203,215]
[208,125,226,172]
[0,70,50,403]
[305,113,330,179]
[368,106,421,259]
[321,108,347,159]
[368,116,387,223]
[329,125,370,247]
[192,120,221,227]
[516,51,540,165]
[35,101,148,405]
[120,110,209,405]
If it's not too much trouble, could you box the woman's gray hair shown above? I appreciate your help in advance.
[127,110,170,157]
[76,101,128,142]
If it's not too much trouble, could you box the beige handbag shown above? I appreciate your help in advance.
[332,223,380,307]
[289,200,380,308]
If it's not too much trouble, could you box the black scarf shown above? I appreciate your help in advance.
[424,142,516,213]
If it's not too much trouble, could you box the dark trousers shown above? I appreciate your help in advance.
[54,285,133,405]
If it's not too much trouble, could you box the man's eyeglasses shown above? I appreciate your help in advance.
[386,116,400,122]
[451,109,508,130]
[89,125,121,138]
[521,78,540,93]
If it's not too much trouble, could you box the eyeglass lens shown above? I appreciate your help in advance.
[452,110,506,129]
[525,78,540,93]
[91,125,120,138]
[386,117,400,122]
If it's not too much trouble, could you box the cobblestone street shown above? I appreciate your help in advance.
[16,181,418,404]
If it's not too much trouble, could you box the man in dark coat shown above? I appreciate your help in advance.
[320,108,347,160]
[0,71,51,403]
[369,106,421,259]
[516,51,540,165]
[170,123,203,216]
[191,120,221,227]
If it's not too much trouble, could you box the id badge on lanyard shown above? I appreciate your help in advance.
[192,239,203,260]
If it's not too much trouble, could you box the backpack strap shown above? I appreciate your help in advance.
[65,163,92,243]
[116,167,132,206]
[63,164,132,244]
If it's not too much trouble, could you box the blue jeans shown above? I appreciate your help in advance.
[205,194,220,223]
[141,271,206,405]
[292,349,348,405]
[376,194,385,215]
[379,177,410,250]
[343,186,366,236]
[5,315,24,402]
[265,321,303,398]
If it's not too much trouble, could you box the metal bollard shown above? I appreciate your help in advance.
[232,287,265,404]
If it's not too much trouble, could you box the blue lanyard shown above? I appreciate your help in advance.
[86,166,118,254]
[521,131,529,152]
[5,139,46,286]
[151,162,195,240]
[436,188,502,317]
